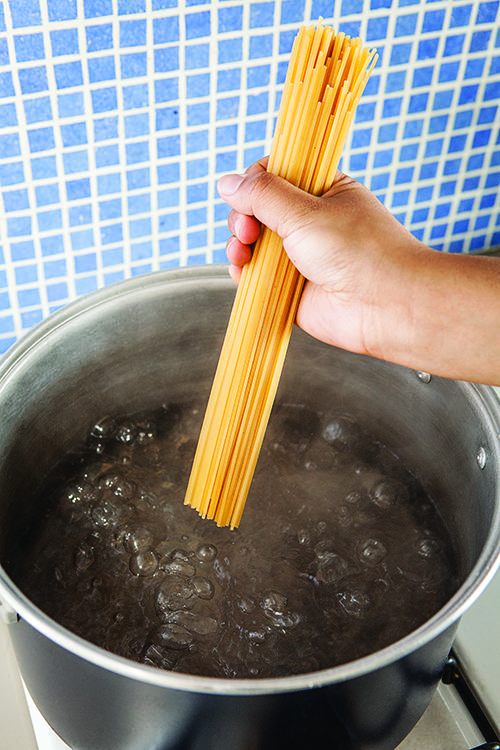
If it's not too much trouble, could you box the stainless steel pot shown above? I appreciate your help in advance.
[0,266,499,750]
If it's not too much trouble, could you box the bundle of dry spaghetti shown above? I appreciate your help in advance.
[184,20,377,528]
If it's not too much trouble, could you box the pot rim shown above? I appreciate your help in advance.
[1,266,500,696]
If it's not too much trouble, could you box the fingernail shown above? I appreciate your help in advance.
[218,173,245,196]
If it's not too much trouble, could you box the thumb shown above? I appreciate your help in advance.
[217,170,317,242]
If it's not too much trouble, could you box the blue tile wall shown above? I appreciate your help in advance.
[0,0,500,352]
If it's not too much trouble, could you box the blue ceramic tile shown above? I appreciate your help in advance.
[187,157,209,179]
[10,0,41,28]
[100,224,123,244]
[251,33,273,58]
[24,97,52,124]
[157,134,181,158]
[185,11,210,39]
[155,105,179,132]
[84,0,113,19]
[250,2,275,28]
[128,193,150,214]
[121,52,147,79]
[153,16,179,44]
[3,189,29,212]
[219,6,243,32]
[88,56,116,83]
[127,167,151,190]
[367,17,389,41]
[390,42,412,65]
[58,92,85,119]
[69,205,92,227]
[92,86,118,112]
[0,98,15,125]
[35,184,60,206]
[126,141,149,165]
[94,116,119,141]
[155,47,179,72]
[450,4,473,27]
[50,29,79,57]
[0,71,15,98]
[66,178,91,201]
[19,67,49,95]
[155,79,178,103]
[217,68,241,93]
[47,0,76,21]
[186,130,208,153]
[120,19,147,47]
[60,122,87,147]
[129,217,151,239]
[43,258,68,279]
[54,62,84,89]
[86,24,114,52]
[37,209,62,232]
[27,127,55,153]
[14,34,45,62]
[99,198,121,220]
[218,39,243,64]
[423,8,446,32]
[118,0,145,14]
[476,1,499,23]
[185,43,209,69]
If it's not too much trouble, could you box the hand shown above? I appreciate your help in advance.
[217,158,500,386]
[218,157,429,360]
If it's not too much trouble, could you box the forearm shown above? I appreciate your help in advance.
[370,249,500,386]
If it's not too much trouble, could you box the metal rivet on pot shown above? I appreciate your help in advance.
[476,446,487,470]
[416,371,432,383]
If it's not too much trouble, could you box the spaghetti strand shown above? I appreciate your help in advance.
[184,22,377,528]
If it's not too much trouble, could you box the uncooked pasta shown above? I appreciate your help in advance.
[184,20,377,528]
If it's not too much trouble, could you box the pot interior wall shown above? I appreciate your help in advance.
[0,270,498,589]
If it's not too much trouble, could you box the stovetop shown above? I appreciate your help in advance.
[2,563,500,750]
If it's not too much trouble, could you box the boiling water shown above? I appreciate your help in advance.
[11,401,459,679]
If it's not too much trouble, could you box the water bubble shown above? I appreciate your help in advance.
[115,421,138,444]
[156,577,195,617]
[160,557,196,577]
[322,416,359,449]
[261,591,287,616]
[297,529,311,545]
[62,479,98,505]
[370,478,407,508]
[315,552,350,584]
[167,610,218,636]
[191,576,215,600]
[337,587,371,617]
[91,500,120,527]
[124,526,155,553]
[142,643,179,670]
[129,550,158,577]
[90,417,117,439]
[345,491,362,504]
[415,536,441,558]
[115,479,136,500]
[74,542,95,574]
[237,595,256,613]
[150,623,193,650]
[358,538,387,566]
[246,626,269,644]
